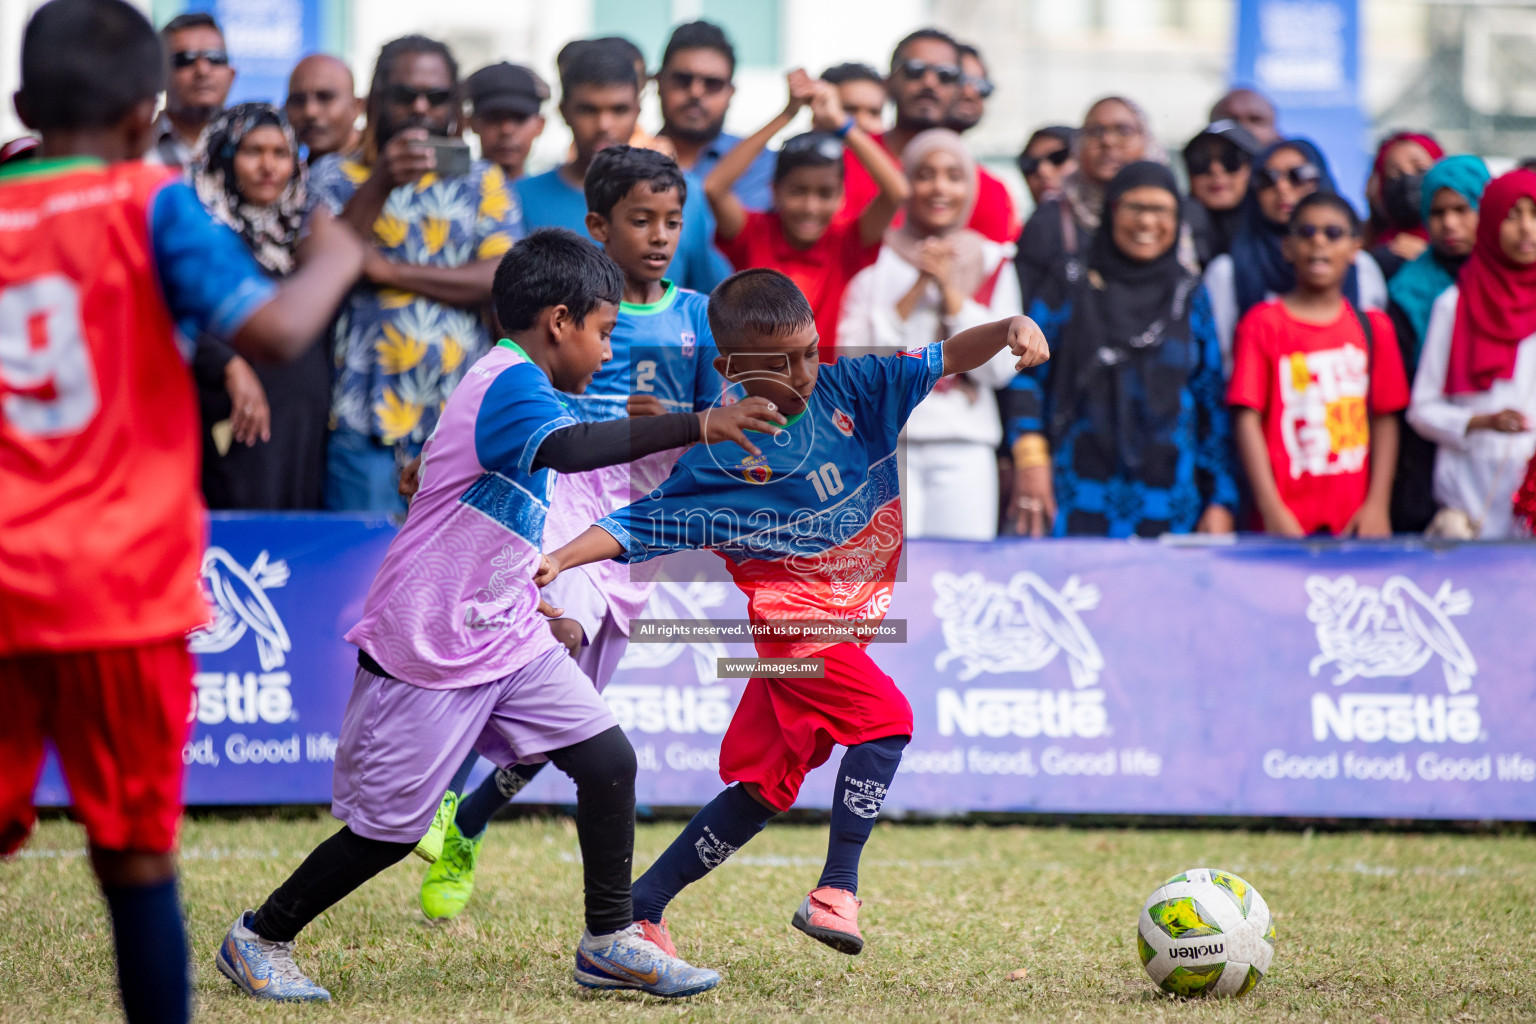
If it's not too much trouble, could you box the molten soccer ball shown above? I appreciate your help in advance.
[1136,867,1275,998]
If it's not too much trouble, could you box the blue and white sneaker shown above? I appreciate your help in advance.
[216,911,331,1002]
[574,923,721,998]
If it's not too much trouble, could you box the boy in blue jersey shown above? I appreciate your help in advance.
[417,145,730,920]
[538,269,1048,957]
[515,41,730,293]
[217,231,785,1002]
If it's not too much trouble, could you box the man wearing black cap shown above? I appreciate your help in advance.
[466,61,547,181]
[1183,120,1262,269]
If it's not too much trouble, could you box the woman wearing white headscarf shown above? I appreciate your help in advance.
[838,128,1022,540]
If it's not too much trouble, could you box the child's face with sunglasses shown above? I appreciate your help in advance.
[1019,140,1074,203]
[1186,140,1251,212]
[1255,146,1323,225]
[1282,206,1359,292]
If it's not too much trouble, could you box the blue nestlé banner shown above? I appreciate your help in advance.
[35,518,1536,820]
[34,515,396,807]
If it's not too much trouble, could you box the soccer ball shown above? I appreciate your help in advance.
[1136,867,1276,998]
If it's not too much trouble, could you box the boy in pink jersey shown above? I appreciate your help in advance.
[416,146,734,920]
[217,230,784,1002]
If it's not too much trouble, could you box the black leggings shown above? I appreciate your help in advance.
[546,725,637,934]
[251,725,637,941]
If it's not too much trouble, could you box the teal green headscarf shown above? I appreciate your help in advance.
[1387,154,1491,370]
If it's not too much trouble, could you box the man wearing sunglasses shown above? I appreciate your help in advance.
[150,12,234,167]
[837,28,1018,245]
[944,43,993,135]
[308,34,523,513]
[1182,120,1261,268]
[655,20,775,212]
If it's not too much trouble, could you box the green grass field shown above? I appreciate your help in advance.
[2,812,1533,1023]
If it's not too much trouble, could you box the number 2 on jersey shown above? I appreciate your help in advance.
[0,275,98,438]
[634,359,658,392]
[806,461,845,502]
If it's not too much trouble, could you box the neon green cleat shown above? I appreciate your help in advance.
[419,821,484,920]
[413,790,457,864]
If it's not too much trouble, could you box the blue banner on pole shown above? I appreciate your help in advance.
[184,0,324,108]
[36,519,1536,820]
[1234,0,1368,208]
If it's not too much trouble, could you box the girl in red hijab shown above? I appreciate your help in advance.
[1406,169,1536,538]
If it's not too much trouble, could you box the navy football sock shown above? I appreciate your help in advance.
[103,877,189,1024]
[631,784,776,922]
[817,735,908,895]
[447,751,477,795]
[455,762,546,837]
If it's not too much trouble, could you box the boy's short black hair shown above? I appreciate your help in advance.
[821,62,882,86]
[773,131,845,185]
[585,145,687,220]
[559,38,641,97]
[590,35,645,85]
[889,28,961,71]
[19,0,164,132]
[1291,191,1362,237]
[662,21,735,75]
[161,11,220,37]
[493,228,624,333]
[957,43,984,68]
[707,269,816,346]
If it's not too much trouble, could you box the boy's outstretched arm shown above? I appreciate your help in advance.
[532,396,786,474]
[706,69,817,241]
[234,208,366,362]
[942,315,1049,376]
[818,84,911,247]
[535,528,625,588]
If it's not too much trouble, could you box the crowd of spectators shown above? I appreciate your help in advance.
[9,14,1532,540]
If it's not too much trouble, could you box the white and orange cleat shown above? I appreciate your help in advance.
[791,886,864,955]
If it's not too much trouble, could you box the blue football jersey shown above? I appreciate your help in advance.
[597,342,946,655]
[562,282,724,423]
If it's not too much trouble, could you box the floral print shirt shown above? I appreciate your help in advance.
[310,156,522,445]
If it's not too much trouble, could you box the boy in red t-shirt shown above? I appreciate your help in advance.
[1228,192,1408,536]
[706,69,908,360]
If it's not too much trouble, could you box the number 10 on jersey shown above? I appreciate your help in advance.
[806,462,844,502]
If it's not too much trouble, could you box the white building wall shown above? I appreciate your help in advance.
[0,0,1481,208]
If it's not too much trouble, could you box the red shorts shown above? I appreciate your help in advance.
[0,640,193,855]
[719,643,912,812]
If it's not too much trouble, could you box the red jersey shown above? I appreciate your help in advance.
[836,133,1020,244]
[0,158,272,653]
[1227,300,1410,534]
[716,210,880,362]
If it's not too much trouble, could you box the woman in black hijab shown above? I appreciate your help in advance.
[1008,162,1237,537]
